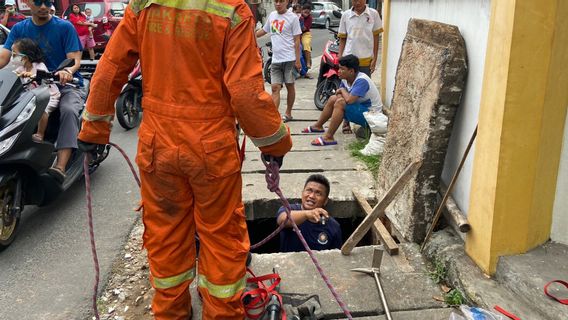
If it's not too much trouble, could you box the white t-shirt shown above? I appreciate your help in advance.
[340,72,382,110]
[263,10,301,63]
[338,6,382,66]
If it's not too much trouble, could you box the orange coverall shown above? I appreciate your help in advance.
[78,0,292,318]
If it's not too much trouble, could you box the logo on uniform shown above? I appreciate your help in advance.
[317,232,329,245]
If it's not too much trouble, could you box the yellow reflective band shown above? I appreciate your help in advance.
[197,274,246,299]
[152,268,196,289]
[250,123,288,148]
[130,0,241,26]
[82,110,114,122]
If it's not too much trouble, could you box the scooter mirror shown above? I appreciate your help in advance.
[56,58,75,71]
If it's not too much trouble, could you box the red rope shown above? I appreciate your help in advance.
[84,144,352,319]
[83,155,100,320]
[253,158,354,319]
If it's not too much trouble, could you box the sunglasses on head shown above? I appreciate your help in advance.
[33,0,54,7]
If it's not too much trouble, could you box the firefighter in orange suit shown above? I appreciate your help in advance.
[77,0,292,318]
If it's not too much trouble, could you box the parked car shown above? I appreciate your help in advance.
[63,0,126,52]
[311,2,342,29]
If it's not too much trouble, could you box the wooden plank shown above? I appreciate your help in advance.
[439,183,471,233]
[341,160,421,255]
[352,188,399,255]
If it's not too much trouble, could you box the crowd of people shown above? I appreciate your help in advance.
[0,0,383,317]
[258,0,383,145]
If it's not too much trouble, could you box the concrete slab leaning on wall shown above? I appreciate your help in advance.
[377,18,467,242]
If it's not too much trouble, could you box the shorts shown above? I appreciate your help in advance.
[79,35,96,49]
[344,102,369,127]
[301,32,312,52]
[271,61,296,84]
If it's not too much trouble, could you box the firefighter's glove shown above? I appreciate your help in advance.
[78,139,98,153]
[261,154,284,168]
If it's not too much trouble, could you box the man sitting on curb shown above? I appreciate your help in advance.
[301,54,382,146]
[277,174,342,252]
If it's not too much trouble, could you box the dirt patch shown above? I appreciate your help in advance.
[97,218,154,320]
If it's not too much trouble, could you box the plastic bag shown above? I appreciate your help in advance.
[360,133,386,156]
[452,305,504,320]
[363,108,388,135]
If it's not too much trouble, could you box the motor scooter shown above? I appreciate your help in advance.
[115,61,142,130]
[314,27,341,110]
[314,10,343,111]
[0,59,110,250]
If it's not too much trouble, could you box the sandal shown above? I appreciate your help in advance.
[301,126,325,134]
[47,167,66,183]
[282,115,293,123]
[32,134,43,143]
[311,137,337,146]
[342,123,353,134]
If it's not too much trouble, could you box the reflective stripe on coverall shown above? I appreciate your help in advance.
[78,0,293,318]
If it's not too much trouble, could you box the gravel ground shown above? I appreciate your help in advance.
[95,218,154,320]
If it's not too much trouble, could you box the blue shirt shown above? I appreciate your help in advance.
[340,72,382,109]
[277,203,343,253]
[5,17,83,84]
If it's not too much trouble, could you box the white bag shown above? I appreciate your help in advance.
[363,108,388,135]
[361,133,386,156]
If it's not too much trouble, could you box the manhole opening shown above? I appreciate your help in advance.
[248,217,374,254]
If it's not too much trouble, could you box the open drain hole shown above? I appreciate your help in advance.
[247,217,374,254]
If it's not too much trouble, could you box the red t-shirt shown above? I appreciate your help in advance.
[68,13,90,36]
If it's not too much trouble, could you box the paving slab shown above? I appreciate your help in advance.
[496,242,568,320]
[245,134,357,152]
[423,229,548,319]
[242,170,375,219]
[250,245,445,318]
[242,150,363,173]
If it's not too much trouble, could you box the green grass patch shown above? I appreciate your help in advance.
[348,139,381,177]
[428,259,447,284]
[444,289,465,306]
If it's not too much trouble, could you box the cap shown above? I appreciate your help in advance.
[5,0,16,6]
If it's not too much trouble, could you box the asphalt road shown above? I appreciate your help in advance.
[0,125,140,320]
[0,30,332,320]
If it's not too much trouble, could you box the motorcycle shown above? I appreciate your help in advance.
[115,61,142,130]
[262,41,272,84]
[0,59,110,250]
[262,40,309,84]
[313,27,341,111]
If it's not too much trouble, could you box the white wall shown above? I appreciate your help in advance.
[385,0,491,215]
[552,112,568,244]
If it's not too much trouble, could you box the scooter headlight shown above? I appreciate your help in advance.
[0,133,19,156]
[0,96,36,150]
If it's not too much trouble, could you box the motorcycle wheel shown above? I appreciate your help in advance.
[0,183,20,251]
[116,90,142,130]
[263,58,271,84]
[314,78,340,111]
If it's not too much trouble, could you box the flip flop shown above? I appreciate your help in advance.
[301,126,325,134]
[311,137,337,146]
[282,115,293,123]
[48,167,66,183]
[342,123,353,134]
[32,134,43,143]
